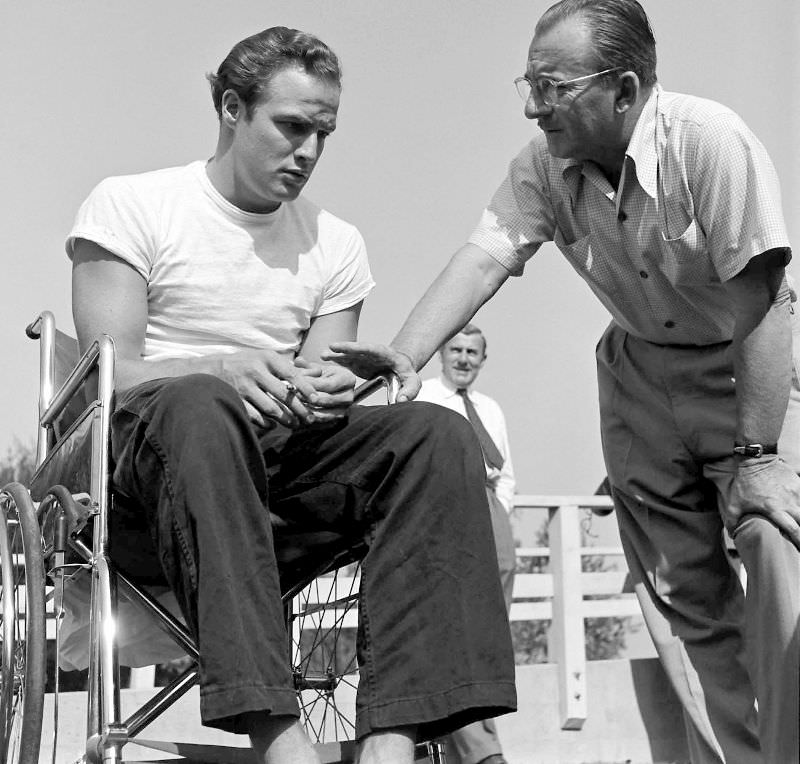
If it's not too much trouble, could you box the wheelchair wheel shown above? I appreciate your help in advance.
[290,560,360,745]
[0,484,46,764]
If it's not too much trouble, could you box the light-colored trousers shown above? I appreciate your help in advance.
[447,488,516,764]
[597,316,800,764]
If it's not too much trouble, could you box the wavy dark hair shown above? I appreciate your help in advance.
[536,0,657,86]
[207,26,341,119]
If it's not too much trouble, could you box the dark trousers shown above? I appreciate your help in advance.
[108,374,516,739]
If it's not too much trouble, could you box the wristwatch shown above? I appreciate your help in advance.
[732,443,778,458]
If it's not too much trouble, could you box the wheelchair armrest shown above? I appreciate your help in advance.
[41,337,114,430]
[353,375,399,405]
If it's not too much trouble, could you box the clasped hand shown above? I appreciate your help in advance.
[218,350,356,431]
[727,455,800,550]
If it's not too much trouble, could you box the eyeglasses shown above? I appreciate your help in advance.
[514,67,620,106]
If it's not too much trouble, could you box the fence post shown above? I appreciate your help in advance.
[548,504,587,729]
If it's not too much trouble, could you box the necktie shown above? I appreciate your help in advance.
[456,388,504,470]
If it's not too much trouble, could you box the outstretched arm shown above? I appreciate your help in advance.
[724,248,800,548]
[325,243,510,400]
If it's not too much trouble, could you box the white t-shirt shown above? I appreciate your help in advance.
[66,161,374,360]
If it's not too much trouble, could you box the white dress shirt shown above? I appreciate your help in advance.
[417,376,515,513]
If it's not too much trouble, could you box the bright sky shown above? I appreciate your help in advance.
[1,1,797,494]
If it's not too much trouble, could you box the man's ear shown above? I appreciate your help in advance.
[614,71,640,114]
[220,89,243,127]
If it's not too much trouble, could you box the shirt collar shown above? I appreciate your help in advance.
[438,374,470,398]
[623,84,660,199]
[561,83,661,200]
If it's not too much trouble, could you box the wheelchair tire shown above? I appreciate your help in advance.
[0,484,46,764]
[289,559,361,746]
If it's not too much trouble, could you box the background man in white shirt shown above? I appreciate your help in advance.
[417,323,515,764]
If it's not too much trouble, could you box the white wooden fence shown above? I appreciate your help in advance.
[511,495,636,730]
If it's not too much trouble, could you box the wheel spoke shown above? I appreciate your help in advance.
[291,560,361,743]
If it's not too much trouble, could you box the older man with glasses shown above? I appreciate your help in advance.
[326,1,800,762]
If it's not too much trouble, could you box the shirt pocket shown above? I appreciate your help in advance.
[659,218,716,286]
[554,229,622,295]
[554,228,592,266]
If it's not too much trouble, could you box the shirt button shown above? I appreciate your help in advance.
[664,320,675,328]
[618,210,627,222]
[639,270,648,279]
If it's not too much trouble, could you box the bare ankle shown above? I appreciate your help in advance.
[247,713,321,764]
[357,726,417,764]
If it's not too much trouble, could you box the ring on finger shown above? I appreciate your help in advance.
[283,380,298,402]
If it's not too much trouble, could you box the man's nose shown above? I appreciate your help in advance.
[524,99,553,120]
[296,134,320,163]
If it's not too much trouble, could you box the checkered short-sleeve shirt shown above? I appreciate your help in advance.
[468,86,791,345]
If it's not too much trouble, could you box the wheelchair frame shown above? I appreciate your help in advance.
[0,312,445,764]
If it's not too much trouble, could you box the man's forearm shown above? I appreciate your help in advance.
[733,301,792,448]
[113,355,227,393]
[390,244,509,370]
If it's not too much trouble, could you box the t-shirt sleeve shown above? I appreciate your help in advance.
[468,138,555,276]
[65,176,156,280]
[316,224,375,316]
[692,112,791,282]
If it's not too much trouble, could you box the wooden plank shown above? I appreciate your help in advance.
[515,545,626,559]
[509,596,640,622]
[514,495,614,511]
[509,601,553,621]
[548,506,587,730]
[512,571,630,599]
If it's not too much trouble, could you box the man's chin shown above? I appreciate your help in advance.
[543,133,570,157]
[277,184,305,201]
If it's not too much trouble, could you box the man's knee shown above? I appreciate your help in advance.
[734,513,800,573]
[400,401,479,451]
[735,513,785,549]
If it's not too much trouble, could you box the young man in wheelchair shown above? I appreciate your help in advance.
[66,26,516,764]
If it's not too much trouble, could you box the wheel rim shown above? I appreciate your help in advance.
[291,561,360,743]
[0,502,22,761]
[0,485,46,764]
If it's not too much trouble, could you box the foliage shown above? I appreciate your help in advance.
[0,438,37,486]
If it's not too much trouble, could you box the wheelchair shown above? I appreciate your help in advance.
[0,312,446,764]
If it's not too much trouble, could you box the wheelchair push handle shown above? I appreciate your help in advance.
[353,374,400,405]
[26,311,53,340]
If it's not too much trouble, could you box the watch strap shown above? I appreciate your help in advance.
[733,443,778,458]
